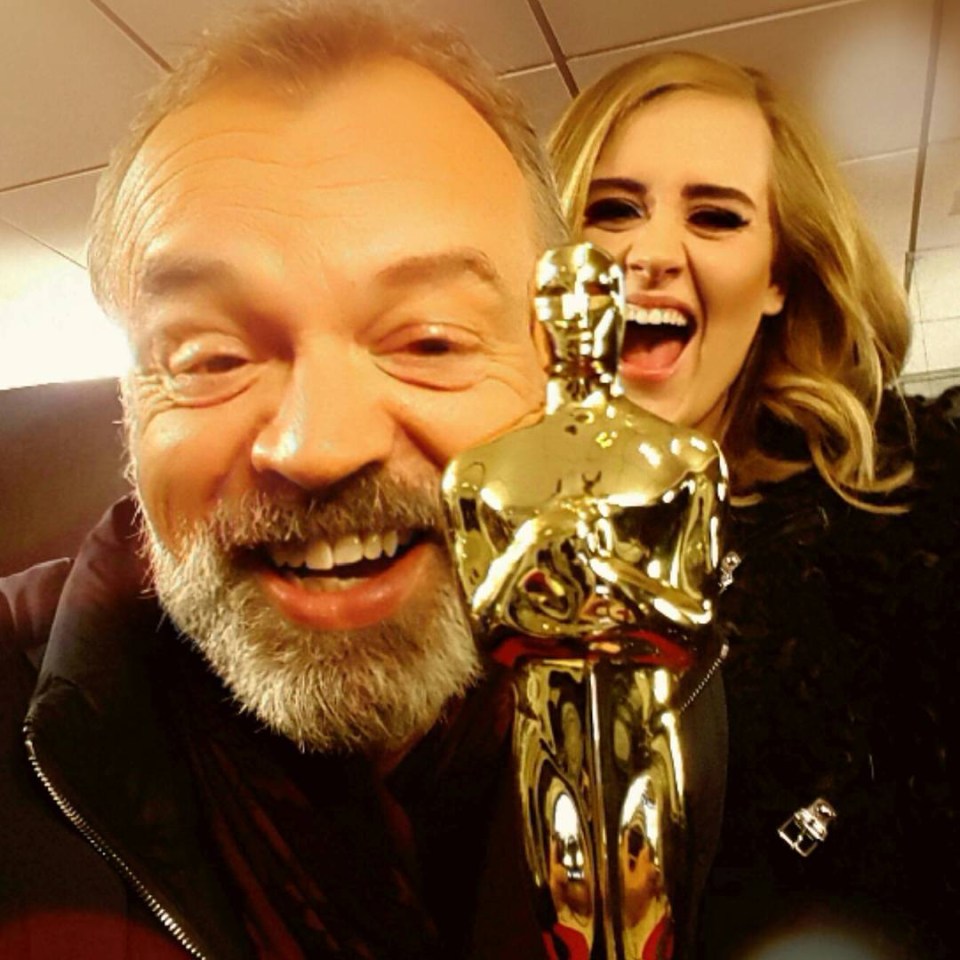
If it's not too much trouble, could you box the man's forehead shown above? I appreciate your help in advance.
[115,57,539,314]
[127,58,522,201]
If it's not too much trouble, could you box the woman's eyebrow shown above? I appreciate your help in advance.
[683,183,757,209]
[587,177,648,198]
[587,178,757,212]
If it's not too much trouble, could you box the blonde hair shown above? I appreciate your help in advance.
[549,51,912,509]
[88,0,564,317]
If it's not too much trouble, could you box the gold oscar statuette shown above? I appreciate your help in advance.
[442,243,728,958]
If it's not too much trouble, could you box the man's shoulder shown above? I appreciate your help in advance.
[0,495,142,671]
[0,557,73,670]
[0,560,72,823]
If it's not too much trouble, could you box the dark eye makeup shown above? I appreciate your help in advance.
[688,207,749,231]
[585,196,751,234]
[583,197,645,227]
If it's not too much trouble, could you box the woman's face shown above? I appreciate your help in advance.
[582,90,785,436]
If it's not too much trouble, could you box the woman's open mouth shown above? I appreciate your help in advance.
[620,305,695,381]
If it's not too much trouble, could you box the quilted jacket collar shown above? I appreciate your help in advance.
[23,497,251,959]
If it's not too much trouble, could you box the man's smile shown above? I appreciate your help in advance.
[253,531,443,631]
[265,528,418,585]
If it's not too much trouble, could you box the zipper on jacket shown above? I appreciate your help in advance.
[24,731,208,960]
[677,640,729,715]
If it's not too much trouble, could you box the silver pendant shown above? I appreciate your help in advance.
[778,797,837,857]
[717,551,741,593]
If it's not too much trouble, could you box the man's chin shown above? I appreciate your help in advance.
[146,525,479,754]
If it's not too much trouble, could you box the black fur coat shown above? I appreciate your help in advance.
[699,390,960,959]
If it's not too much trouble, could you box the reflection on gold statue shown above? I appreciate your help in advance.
[445,245,722,648]
[442,244,727,958]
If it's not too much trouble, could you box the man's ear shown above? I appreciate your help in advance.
[530,309,551,368]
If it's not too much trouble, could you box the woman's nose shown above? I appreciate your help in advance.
[622,216,685,288]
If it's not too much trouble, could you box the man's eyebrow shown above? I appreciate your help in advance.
[138,249,508,298]
[587,177,757,210]
[374,248,506,296]
[137,255,238,299]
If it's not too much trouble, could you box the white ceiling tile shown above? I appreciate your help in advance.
[0,223,129,390]
[102,0,552,72]
[97,0,266,65]
[902,317,929,376]
[915,138,960,251]
[838,150,917,283]
[568,0,933,161]
[901,368,960,395]
[928,0,960,143]
[0,220,71,300]
[410,0,552,71]
[1,0,161,189]
[541,0,831,57]
[920,315,960,371]
[911,245,960,322]
[0,170,100,267]
[904,264,929,377]
[501,66,572,140]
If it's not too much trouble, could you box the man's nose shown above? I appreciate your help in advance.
[622,215,685,288]
[251,349,395,490]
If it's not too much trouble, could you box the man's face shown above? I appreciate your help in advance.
[116,58,546,751]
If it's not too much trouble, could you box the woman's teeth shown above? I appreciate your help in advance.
[625,305,691,329]
[267,530,411,572]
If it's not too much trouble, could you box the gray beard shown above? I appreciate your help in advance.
[142,474,479,754]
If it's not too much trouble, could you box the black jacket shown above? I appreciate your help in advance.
[699,390,960,959]
[1,503,728,958]
[0,498,251,958]
[8,390,953,958]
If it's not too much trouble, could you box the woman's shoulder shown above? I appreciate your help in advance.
[871,386,960,542]
[727,384,960,634]
[882,384,960,479]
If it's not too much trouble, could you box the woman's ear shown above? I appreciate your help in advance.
[762,279,786,317]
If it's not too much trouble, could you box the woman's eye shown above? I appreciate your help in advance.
[689,207,749,232]
[583,197,645,228]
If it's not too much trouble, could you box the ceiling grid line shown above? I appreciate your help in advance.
[905,0,947,289]
[1,0,956,393]
[0,218,86,271]
[523,0,579,94]
[0,165,108,196]
[87,0,171,71]
[560,0,867,64]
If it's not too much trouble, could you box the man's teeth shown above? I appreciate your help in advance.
[625,305,690,328]
[267,530,410,572]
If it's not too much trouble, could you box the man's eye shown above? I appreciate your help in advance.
[170,349,250,379]
[583,197,645,228]
[161,343,255,404]
[689,207,749,232]
[177,354,248,375]
[407,336,456,356]
[374,323,484,390]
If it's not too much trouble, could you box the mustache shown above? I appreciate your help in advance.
[194,467,446,550]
